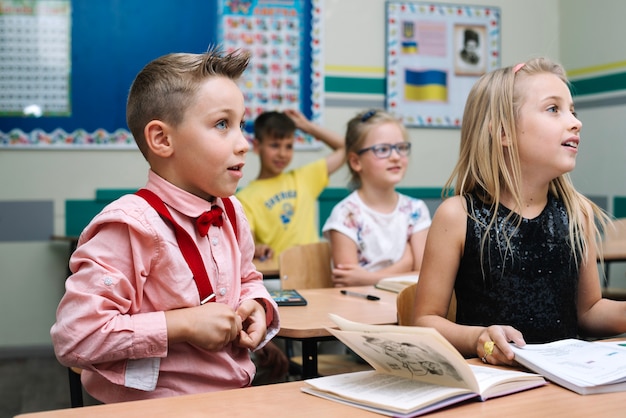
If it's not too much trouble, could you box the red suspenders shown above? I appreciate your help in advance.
[135,188,237,304]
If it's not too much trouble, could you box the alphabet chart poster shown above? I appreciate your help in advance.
[219,0,323,148]
[386,2,500,128]
[0,0,71,117]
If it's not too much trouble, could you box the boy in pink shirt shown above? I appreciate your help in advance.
[50,48,279,403]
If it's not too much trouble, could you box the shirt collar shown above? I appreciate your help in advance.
[145,170,221,219]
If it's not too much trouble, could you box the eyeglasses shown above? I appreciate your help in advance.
[356,142,411,158]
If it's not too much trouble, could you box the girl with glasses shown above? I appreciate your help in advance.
[322,109,431,286]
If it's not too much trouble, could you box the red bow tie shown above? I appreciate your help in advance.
[195,206,223,237]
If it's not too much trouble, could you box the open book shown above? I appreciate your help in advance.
[510,338,626,395]
[375,274,419,293]
[301,315,546,417]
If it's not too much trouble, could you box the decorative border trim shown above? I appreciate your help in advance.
[0,128,135,149]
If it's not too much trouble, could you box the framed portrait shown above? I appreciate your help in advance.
[454,24,487,76]
[386,2,501,128]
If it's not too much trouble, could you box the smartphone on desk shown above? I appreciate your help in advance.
[269,289,307,306]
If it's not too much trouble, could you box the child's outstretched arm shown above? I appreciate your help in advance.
[283,109,345,175]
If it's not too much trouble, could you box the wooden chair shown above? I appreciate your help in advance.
[68,367,83,407]
[279,242,334,289]
[278,242,371,376]
[396,283,456,326]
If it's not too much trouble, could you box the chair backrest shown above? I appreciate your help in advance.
[279,242,334,289]
[396,283,457,325]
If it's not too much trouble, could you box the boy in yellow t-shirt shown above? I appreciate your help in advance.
[237,109,345,259]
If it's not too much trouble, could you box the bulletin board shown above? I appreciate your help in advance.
[0,0,321,149]
[385,1,500,128]
[218,0,323,149]
[0,0,220,148]
[0,0,71,118]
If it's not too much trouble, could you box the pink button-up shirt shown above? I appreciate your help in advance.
[51,170,279,403]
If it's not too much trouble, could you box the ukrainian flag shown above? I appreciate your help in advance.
[405,69,447,102]
[401,41,418,54]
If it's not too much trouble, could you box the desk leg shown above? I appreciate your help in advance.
[301,340,318,379]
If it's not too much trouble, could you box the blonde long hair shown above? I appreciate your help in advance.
[444,57,608,268]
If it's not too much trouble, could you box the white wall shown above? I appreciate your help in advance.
[560,0,626,198]
[238,0,562,190]
[316,0,560,190]
[0,0,565,348]
[559,0,626,287]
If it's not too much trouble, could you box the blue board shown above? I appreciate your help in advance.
[0,0,218,133]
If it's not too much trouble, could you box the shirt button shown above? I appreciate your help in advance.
[211,238,218,246]
[219,287,226,296]
[103,277,113,286]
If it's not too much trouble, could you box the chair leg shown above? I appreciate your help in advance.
[284,339,303,377]
[68,367,84,408]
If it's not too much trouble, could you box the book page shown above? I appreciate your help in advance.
[511,339,626,386]
[303,370,476,415]
[328,314,478,391]
[469,365,545,399]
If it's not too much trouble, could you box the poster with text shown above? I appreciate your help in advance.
[386,2,500,128]
[219,0,323,148]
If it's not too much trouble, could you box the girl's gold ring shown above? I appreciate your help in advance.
[481,341,495,363]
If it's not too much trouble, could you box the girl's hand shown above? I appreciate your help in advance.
[332,264,375,287]
[477,325,526,366]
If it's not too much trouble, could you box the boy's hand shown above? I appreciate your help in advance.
[235,299,268,350]
[283,109,311,132]
[165,303,242,351]
[254,244,274,261]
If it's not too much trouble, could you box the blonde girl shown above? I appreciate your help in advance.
[413,58,626,366]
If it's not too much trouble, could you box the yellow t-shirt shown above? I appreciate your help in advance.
[236,159,328,256]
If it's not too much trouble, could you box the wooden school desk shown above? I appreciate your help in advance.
[276,285,398,379]
[15,358,626,418]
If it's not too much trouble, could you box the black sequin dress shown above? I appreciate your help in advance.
[455,193,580,343]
